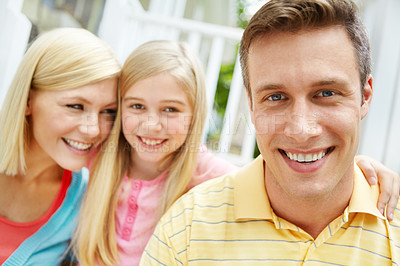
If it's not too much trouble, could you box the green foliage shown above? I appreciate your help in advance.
[253,142,260,158]
[208,0,260,158]
[207,63,235,144]
[236,0,249,29]
[213,63,235,118]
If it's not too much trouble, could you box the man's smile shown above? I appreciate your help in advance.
[280,147,335,164]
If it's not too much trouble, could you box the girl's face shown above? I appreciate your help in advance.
[122,72,193,166]
[26,77,118,171]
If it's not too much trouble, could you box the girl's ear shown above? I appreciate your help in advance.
[25,90,32,116]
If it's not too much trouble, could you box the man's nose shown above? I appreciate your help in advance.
[283,101,322,142]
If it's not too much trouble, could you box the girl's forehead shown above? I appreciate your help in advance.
[124,73,190,99]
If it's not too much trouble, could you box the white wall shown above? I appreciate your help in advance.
[0,0,31,107]
[359,0,400,173]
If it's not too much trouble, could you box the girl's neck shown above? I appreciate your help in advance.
[128,156,169,181]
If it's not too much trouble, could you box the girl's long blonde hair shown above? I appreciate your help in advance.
[0,27,120,176]
[74,40,207,265]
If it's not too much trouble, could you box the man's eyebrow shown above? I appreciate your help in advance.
[254,79,348,92]
[311,79,348,87]
[254,83,284,94]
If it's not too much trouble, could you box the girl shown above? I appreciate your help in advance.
[0,28,120,265]
[74,40,399,265]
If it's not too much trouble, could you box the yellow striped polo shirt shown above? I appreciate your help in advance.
[141,156,400,265]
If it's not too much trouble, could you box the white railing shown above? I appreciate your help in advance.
[99,0,400,170]
[99,0,256,166]
[0,0,31,107]
[0,0,398,171]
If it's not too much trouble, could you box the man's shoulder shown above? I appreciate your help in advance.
[385,199,400,262]
[184,156,263,204]
[176,173,236,210]
[390,199,400,227]
[160,157,264,225]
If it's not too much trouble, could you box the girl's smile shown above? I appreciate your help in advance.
[122,72,193,165]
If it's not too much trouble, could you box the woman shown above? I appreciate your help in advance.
[0,27,120,265]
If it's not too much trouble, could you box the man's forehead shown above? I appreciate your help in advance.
[247,26,360,92]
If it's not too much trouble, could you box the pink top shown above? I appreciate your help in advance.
[0,170,72,264]
[115,146,238,265]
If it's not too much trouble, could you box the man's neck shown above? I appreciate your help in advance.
[264,165,354,239]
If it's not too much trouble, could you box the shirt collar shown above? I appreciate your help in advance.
[349,163,385,219]
[234,156,385,220]
[234,156,273,219]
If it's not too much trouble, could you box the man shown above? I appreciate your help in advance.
[140,0,400,264]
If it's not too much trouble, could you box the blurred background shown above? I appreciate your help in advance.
[1,0,399,172]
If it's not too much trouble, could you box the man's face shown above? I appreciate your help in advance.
[247,26,372,200]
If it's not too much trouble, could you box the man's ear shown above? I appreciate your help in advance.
[361,74,373,120]
[25,90,32,116]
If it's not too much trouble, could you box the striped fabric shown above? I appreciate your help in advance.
[140,156,400,265]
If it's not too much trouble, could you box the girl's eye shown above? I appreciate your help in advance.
[131,104,144,109]
[164,107,178,112]
[267,94,286,101]
[67,104,84,110]
[318,90,336,97]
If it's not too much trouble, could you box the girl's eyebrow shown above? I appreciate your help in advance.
[160,99,186,105]
[123,96,187,105]
[123,96,142,101]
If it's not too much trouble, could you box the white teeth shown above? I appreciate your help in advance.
[141,137,164,146]
[285,150,326,163]
[64,139,92,150]
[305,154,313,162]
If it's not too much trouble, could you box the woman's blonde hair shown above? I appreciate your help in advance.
[74,40,207,265]
[0,27,121,176]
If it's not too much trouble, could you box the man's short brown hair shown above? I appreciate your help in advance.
[239,0,371,104]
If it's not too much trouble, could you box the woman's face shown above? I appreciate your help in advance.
[122,72,193,166]
[26,77,118,171]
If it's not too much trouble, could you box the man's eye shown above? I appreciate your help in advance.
[267,94,285,101]
[131,104,144,109]
[67,104,83,110]
[318,90,336,97]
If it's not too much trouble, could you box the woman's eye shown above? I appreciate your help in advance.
[131,104,144,109]
[101,109,117,115]
[318,90,336,97]
[267,94,286,101]
[67,104,83,110]
[164,107,178,112]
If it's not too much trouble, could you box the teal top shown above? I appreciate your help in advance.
[3,168,88,266]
